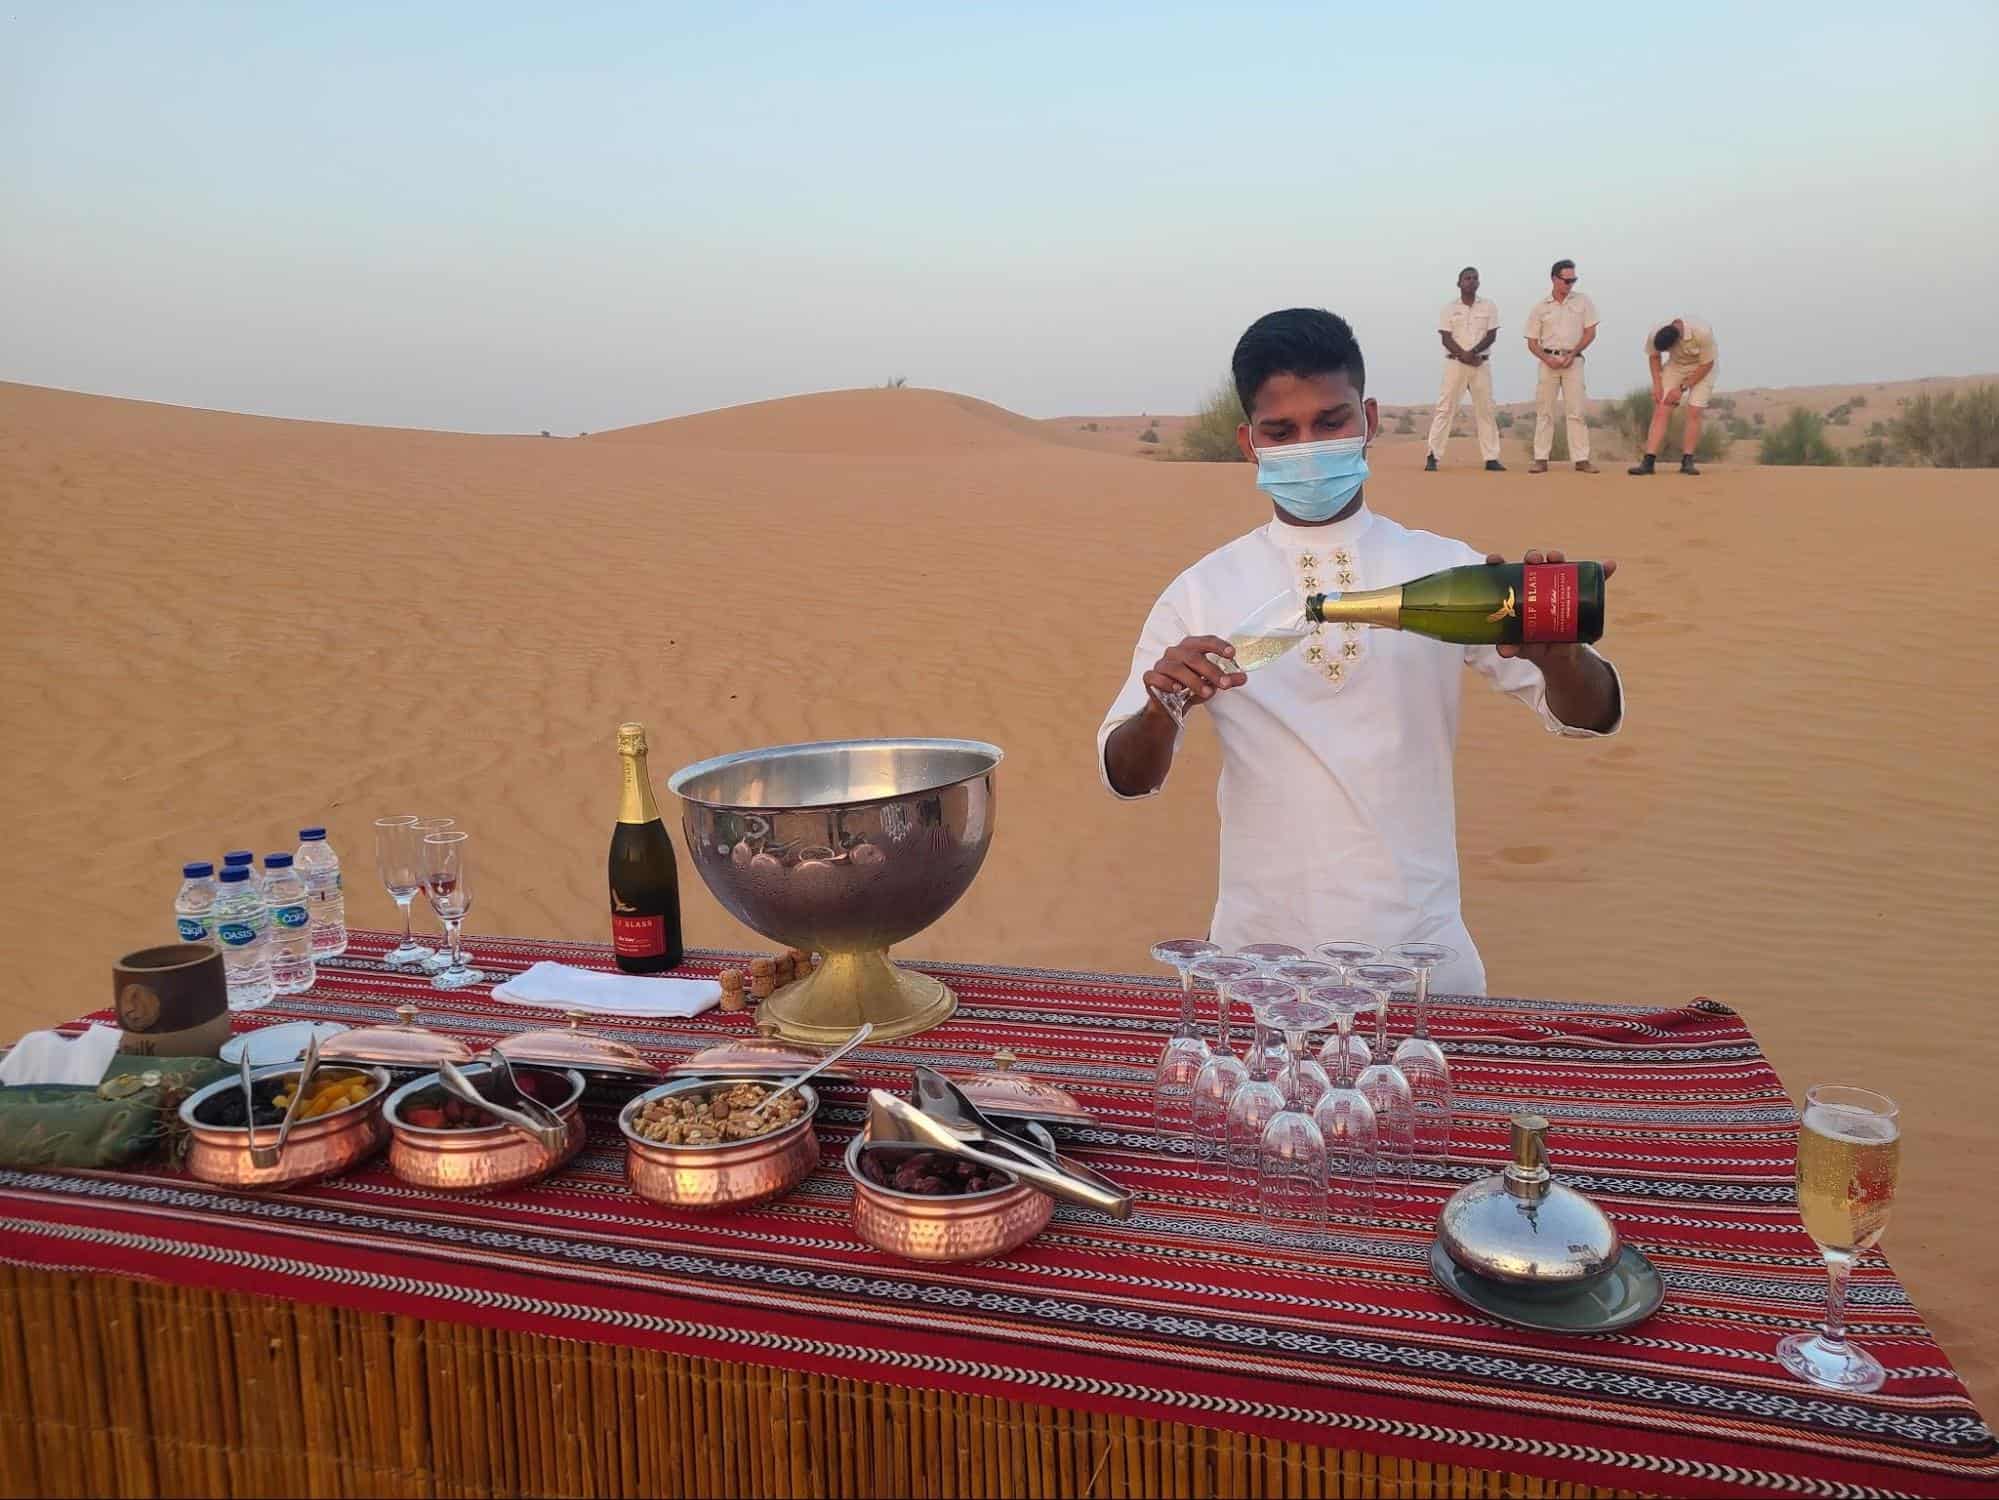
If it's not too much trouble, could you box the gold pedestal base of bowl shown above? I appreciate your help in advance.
[757,950,956,1045]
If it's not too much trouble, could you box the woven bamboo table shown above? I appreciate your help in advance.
[0,931,1991,1499]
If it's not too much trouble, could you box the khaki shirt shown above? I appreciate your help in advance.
[1649,318,1717,373]
[1525,292,1599,352]
[1438,297,1500,354]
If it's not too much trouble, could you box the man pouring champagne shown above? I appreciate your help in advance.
[1097,309,1623,995]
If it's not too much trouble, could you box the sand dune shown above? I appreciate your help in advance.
[2,378,1995,1411]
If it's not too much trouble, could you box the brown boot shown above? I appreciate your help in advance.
[1528,459,1549,473]
[1574,460,1600,473]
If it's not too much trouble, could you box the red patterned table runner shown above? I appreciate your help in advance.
[0,931,1990,1498]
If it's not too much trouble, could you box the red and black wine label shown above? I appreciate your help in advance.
[611,913,667,957]
[1520,563,1581,643]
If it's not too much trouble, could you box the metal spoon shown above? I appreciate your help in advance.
[757,1022,873,1116]
[438,1060,567,1152]
[866,1090,1134,1219]
[485,1048,565,1133]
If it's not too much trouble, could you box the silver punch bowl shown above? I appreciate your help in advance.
[668,739,1002,1044]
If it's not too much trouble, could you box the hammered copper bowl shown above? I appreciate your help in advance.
[179,1064,392,1190]
[620,1076,821,1210]
[844,1137,1054,1263]
[384,1062,588,1194]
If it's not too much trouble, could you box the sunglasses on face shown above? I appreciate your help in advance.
[1558,275,1579,284]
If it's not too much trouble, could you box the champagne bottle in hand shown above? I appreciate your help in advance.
[1308,561,1605,646]
[609,722,684,972]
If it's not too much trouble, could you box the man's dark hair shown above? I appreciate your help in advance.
[1459,265,1478,278]
[1550,258,1575,279]
[1232,308,1366,416]
[1653,323,1682,352]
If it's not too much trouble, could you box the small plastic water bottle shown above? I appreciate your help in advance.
[174,860,218,943]
[295,826,348,959]
[212,866,275,1010]
[222,849,255,870]
[261,853,317,994]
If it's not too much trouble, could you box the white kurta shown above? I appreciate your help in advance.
[1096,505,1623,995]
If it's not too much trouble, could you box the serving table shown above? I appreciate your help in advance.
[0,931,1991,1499]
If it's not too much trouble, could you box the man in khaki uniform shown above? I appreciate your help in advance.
[1629,318,1720,476]
[1523,259,1600,473]
[1424,267,1505,472]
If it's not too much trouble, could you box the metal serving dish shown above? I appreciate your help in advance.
[383,1062,588,1194]
[667,1036,862,1082]
[619,1075,821,1210]
[320,1004,475,1077]
[180,1064,392,1190]
[491,1012,661,1089]
[844,1136,1054,1263]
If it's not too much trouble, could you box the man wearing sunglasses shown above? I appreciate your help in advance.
[1524,260,1600,474]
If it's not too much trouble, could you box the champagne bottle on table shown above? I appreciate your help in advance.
[609,722,684,972]
[1307,561,1606,646]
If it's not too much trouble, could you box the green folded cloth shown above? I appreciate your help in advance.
[0,1055,232,1170]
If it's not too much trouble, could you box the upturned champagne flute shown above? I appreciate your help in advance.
[1308,985,1380,1220]
[373,816,435,969]
[1314,943,1378,1077]
[1223,977,1295,1211]
[1255,990,1335,1245]
[408,816,457,972]
[1349,963,1418,1194]
[420,830,479,990]
[1388,942,1457,1162]
[1270,960,1339,1107]
[1188,956,1260,1168]
[1777,1086,1901,1393]
[1150,939,1220,1139]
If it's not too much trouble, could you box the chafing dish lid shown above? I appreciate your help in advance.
[945,1049,1095,1125]
[492,1011,660,1080]
[320,1005,476,1068]
[667,1035,858,1080]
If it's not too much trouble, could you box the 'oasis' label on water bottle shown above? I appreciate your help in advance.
[177,918,208,941]
[612,914,667,957]
[217,921,257,947]
[274,904,309,929]
[1520,563,1580,642]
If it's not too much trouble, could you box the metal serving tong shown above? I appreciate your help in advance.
[440,1059,568,1153]
[251,1034,321,1170]
[868,1082,1134,1219]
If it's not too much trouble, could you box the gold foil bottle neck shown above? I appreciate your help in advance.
[617,722,649,757]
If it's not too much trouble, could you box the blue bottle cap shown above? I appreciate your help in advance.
[218,867,252,883]
[222,850,254,866]
[264,853,293,869]
[182,861,215,878]
[299,826,327,841]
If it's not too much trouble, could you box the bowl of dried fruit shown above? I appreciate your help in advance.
[844,1137,1054,1263]
[619,1075,822,1210]
[383,1061,588,1194]
[180,1064,392,1190]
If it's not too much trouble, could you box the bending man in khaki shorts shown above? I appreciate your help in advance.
[1524,259,1600,473]
[1629,318,1719,476]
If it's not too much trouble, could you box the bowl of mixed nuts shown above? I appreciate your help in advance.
[619,1075,822,1210]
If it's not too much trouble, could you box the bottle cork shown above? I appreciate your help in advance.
[750,974,776,1000]
[718,967,745,993]
[773,954,795,986]
[719,986,746,1013]
[786,948,813,970]
[749,957,774,978]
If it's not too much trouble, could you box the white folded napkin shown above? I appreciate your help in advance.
[489,962,722,1018]
[0,1025,123,1087]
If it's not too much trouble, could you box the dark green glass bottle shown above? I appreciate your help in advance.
[1306,562,1605,646]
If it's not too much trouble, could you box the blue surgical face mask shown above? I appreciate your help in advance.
[1250,424,1370,522]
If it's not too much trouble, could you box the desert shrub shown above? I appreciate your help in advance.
[1708,394,1736,414]
[1584,411,1604,429]
[1395,414,1415,434]
[1887,385,1999,467]
[1849,394,1867,408]
[1725,416,1753,440]
[1826,402,1855,426]
[1605,387,1729,461]
[540,430,551,438]
[883,376,908,389]
[1758,408,1841,465]
[1848,437,1903,467]
[1137,426,1160,444]
[1867,420,1887,437]
[1517,418,1572,462]
[1173,380,1247,462]
[1495,410,1514,430]
[1752,411,1765,428]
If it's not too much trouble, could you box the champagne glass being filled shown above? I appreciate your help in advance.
[373,816,436,969]
[1388,942,1457,1162]
[1149,939,1221,1139]
[1151,590,1311,726]
[1777,1086,1902,1393]
[1187,956,1261,1170]
[407,817,456,971]
[420,830,480,990]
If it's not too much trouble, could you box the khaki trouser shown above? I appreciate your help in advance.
[1425,358,1500,463]
[1533,357,1591,461]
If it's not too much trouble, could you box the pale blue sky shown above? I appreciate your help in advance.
[5,1,1995,432]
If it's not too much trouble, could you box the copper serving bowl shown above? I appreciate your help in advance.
[620,1075,821,1210]
[384,1062,588,1194]
[844,1136,1054,1263]
[180,1064,392,1190]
